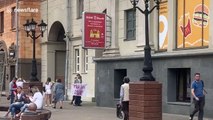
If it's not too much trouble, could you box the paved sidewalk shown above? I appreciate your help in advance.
[47,101,213,120]
[1,96,212,120]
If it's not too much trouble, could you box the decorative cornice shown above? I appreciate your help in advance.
[41,41,65,45]
[94,49,213,62]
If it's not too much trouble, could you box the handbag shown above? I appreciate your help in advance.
[7,95,11,100]
[52,95,56,103]
[116,103,123,119]
[43,86,46,92]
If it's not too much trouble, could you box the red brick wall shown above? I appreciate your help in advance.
[0,0,42,81]
[129,81,162,120]
[0,0,41,59]
[18,1,41,59]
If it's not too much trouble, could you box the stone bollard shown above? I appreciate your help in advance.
[20,103,38,120]
[129,81,162,120]
[38,110,50,120]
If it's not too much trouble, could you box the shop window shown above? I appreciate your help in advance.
[114,69,127,99]
[77,0,84,18]
[0,11,4,33]
[168,68,191,102]
[176,0,210,48]
[125,9,136,40]
[158,0,168,50]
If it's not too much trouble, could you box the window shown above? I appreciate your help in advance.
[74,48,80,73]
[176,0,210,49]
[125,9,136,40]
[0,11,4,33]
[82,49,88,73]
[168,68,191,102]
[158,0,168,50]
[77,0,84,18]
[11,7,16,29]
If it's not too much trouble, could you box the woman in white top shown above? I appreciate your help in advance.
[44,77,52,107]
[120,76,130,120]
[16,78,25,88]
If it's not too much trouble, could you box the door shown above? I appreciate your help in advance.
[114,69,127,98]
[55,51,66,84]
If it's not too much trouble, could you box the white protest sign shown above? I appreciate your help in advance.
[71,83,87,96]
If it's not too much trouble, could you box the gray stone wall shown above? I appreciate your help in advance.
[95,54,213,118]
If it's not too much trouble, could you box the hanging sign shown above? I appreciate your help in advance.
[82,12,106,49]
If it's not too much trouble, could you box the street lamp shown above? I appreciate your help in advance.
[130,0,160,81]
[23,18,47,81]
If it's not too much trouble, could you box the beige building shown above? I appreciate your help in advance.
[40,0,110,101]
[41,0,213,118]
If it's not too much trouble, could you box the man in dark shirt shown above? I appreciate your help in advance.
[189,73,206,120]
[9,77,17,104]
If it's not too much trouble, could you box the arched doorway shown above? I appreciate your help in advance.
[47,21,66,83]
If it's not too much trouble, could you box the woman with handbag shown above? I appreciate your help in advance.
[120,76,130,120]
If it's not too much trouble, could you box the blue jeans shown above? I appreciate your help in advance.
[20,104,29,113]
[9,102,24,117]
[10,91,15,104]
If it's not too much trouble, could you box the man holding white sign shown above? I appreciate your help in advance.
[71,74,87,106]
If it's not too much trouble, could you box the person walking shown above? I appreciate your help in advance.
[120,76,130,120]
[8,77,17,104]
[44,77,53,107]
[189,73,207,120]
[53,79,64,109]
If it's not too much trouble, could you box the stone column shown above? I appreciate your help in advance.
[167,0,176,52]
[129,81,162,120]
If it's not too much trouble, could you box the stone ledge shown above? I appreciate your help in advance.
[0,108,51,120]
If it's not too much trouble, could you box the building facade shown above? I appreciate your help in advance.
[41,0,213,118]
[0,0,41,91]
[41,0,109,101]
[94,0,213,118]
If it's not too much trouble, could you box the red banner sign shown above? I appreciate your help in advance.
[83,12,106,49]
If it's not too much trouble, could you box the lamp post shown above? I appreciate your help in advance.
[23,18,47,82]
[130,0,160,81]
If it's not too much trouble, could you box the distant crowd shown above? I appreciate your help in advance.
[5,73,83,119]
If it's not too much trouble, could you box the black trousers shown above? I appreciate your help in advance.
[71,96,76,103]
[74,96,82,106]
[122,101,129,120]
[190,96,205,120]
